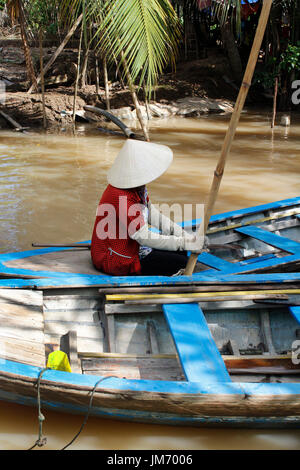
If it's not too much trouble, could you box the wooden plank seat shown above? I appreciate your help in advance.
[235,226,300,254]
[162,303,231,383]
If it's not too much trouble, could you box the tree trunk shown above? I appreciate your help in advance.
[95,53,100,96]
[79,45,90,88]
[220,22,243,83]
[39,28,47,128]
[121,51,150,142]
[103,55,111,111]
[18,4,37,91]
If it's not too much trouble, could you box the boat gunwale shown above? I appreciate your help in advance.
[1,359,300,398]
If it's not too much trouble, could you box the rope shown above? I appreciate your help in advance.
[61,375,118,450]
[27,367,50,450]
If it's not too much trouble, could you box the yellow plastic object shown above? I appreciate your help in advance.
[47,350,72,373]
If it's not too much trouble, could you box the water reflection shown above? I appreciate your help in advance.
[1,401,300,451]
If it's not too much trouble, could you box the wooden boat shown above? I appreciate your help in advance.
[0,284,300,428]
[0,197,300,286]
[0,197,300,428]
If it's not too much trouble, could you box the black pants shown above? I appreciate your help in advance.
[140,249,188,276]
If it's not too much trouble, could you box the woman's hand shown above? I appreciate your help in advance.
[182,233,205,253]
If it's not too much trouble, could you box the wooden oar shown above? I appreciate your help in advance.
[185,0,273,276]
[32,243,91,249]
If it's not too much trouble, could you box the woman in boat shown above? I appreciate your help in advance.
[91,139,202,276]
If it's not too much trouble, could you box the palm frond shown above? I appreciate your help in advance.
[97,0,181,96]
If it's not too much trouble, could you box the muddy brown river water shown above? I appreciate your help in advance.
[0,111,300,450]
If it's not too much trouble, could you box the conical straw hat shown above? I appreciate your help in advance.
[107,140,173,189]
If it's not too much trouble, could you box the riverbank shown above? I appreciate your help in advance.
[0,38,248,130]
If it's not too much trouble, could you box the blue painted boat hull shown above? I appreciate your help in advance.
[0,198,300,428]
[0,359,300,428]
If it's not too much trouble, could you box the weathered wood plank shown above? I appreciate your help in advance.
[43,309,100,323]
[107,315,116,353]
[99,283,300,295]
[0,322,44,343]
[44,321,103,340]
[0,289,45,366]
[44,333,103,354]
[105,300,282,313]
[81,356,184,381]
[260,310,276,355]
[229,368,300,375]
[60,330,81,373]
[0,289,43,307]
[0,336,45,368]
[146,320,159,355]
[105,304,162,315]
[44,295,101,312]
[80,353,300,381]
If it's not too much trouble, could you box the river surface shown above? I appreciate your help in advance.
[0,110,300,450]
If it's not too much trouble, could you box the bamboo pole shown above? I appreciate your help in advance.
[106,289,298,302]
[184,0,273,276]
[271,76,278,128]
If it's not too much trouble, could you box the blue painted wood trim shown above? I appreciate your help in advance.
[210,196,300,222]
[181,196,300,228]
[196,252,234,271]
[236,226,300,254]
[1,247,300,284]
[1,271,300,289]
[289,306,300,325]
[1,359,300,396]
[163,304,231,383]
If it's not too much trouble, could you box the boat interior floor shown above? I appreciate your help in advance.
[3,249,105,276]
